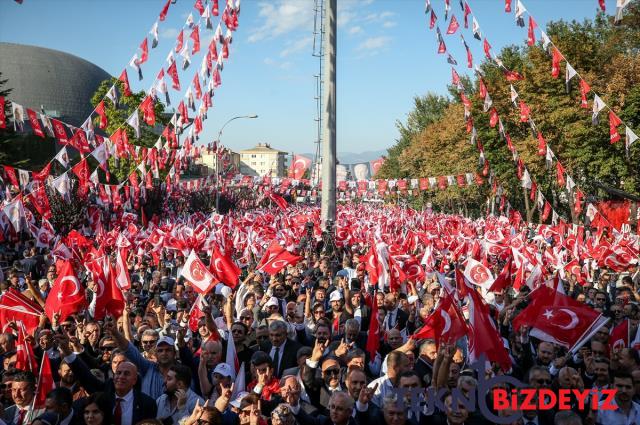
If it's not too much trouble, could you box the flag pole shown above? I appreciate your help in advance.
[27,354,46,423]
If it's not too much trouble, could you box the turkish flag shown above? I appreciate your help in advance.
[44,261,87,322]
[0,289,42,334]
[259,248,301,275]
[463,257,495,290]
[115,248,131,290]
[34,354,56,409]
[467,288,512,372]
[88,257,125,320]
[267,192,288,210]
[290,155,311,180]
[609,319,629,352]
[188,295,207,333]
[365,292,380,361]
[140,96,156,126]
[15,322,38,372]
[488,256,512,292]
[210,245,240,288]
[609,111,622,144]
[413,293,467,345]
[363,246,380,284]
[119,69,132,96]
[513,285,608,349]
[370,157,385,176]
[182,250,217,294]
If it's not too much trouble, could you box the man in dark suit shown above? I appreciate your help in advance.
[109,361,158,425]
[291,391,357,425]
[43,387,83,425]
[3,371,45,425]
[259,320,302,378]
[383,293,409,332]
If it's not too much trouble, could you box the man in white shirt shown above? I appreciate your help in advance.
[367,351,410,408]
[597,371,640,425]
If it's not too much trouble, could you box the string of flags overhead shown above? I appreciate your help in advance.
[0,0,243,215]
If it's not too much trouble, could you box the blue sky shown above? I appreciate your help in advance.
[0,0,610,158]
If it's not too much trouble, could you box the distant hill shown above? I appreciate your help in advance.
[299,149,387,164]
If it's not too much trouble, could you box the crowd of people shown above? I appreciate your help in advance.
[0,204,638,425]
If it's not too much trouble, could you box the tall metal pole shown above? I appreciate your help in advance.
[320,0,336,228]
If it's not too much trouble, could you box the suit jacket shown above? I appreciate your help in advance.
[259,339,302,378]
[106,390,158,425]
[384,308,409,331]
[356,403,418,425]
[294,406,357,425]
[3,405,45,425]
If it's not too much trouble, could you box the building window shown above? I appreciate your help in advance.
[251,154,256,158]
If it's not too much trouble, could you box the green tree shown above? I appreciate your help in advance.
[378,93,450,178]
[90,78,170,183]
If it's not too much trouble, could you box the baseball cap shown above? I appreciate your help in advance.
[213,362,234,378]
[265,296,279,308]
[215,285,232,298]
[156,336,175,348]
[230,391,249,409]
[336,270,349,278]
[329,291,343,302]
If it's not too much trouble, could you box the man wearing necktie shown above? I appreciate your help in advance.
[2,371,44,425]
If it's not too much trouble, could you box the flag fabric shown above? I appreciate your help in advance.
[34,355,56,409]
[182,250,217,294]
[446,14,460,34]
[609,319,629,352]
[609,111,623,144]
[289,155,311,180]
[412,292,467,344]
[44,260,86,322]
[365,293,380,361]
[26,108,45,138]
[463,257,495,290]
[513,285,608,350]
[210,245,241,288]
[119,69,132,96]
[467,288,512,371]
[15,322,37,372]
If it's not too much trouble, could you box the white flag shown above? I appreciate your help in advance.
[54,147,70,168]
[127,110,141,138]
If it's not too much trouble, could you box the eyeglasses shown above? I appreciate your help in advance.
[142,340,158,345]
[536,379,552,385]
[323,368,340,376]
[240,316,253,321]
[314,310,324,315]
[101,346,116,351]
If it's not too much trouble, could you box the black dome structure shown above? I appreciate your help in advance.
[0,42,111,127]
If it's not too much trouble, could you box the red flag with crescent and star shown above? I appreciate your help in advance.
[44,260,87,322]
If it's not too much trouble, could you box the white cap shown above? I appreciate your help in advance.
[407,295,419,305]
[156,336,175,348]
[329,291,343,302]
[216,284,232,298]
[213,362,234,378]
[265,296,279,308]
[230,391,249,408]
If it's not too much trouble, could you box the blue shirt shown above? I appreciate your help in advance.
[125,342,165,400]
[596,400,640,425]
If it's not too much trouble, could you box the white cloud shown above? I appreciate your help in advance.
[382,21,397,28]
[160,28,179,39]
[264,58,276,65]
[349,26,363,35]
[356,36,391,54]
[248,0,315,43]
[280,36,313,57]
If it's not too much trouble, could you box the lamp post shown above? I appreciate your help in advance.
[214,114,258,211]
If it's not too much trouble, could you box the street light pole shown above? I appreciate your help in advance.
[215,114,258,212]
[321,0,337,229]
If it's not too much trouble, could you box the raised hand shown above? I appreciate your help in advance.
[358,383,378,405]
[311,338,328,362]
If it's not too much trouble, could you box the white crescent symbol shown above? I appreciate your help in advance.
[60,275,81,297]
[271,259,289,270]
[214,258,224,273]
[368,255,376,270]
[95,277,105,298]
[408,264,420,277]
[440,309,452,335]
[293,159,307,169]
[555,308,579,330]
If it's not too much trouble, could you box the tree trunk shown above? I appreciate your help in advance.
[522,186,532,223]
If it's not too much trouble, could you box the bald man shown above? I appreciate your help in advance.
[111,361,157,425]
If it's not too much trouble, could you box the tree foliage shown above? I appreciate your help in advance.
[90,78,170,183]
[380,4,640,221]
